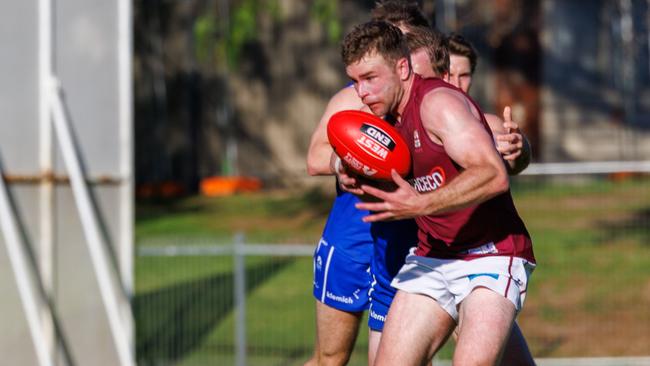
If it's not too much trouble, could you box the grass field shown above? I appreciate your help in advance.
[135,175,650,365]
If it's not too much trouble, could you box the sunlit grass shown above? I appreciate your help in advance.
[135,176,650,362]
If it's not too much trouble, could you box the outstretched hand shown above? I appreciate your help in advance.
[355,170,424,222]
[495,106,524,161]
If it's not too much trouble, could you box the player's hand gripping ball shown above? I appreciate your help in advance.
[327,110,411,181]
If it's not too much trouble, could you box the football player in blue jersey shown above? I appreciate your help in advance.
[305,2,532,365]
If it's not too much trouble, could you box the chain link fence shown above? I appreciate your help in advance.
[135,171,650,365]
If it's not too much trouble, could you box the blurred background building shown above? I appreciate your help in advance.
[133,0,650,194]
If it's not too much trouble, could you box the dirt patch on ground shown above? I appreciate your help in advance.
[520,278,650,357]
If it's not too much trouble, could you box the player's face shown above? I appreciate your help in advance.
[410,48,436,78]
[346,52,407,117]
[449,54,473,93]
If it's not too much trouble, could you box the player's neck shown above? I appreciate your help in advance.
[394,74,414,120]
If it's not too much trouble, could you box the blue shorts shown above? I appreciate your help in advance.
[312,237,372,312]
[367,220,418,331]
[312,189,418,329]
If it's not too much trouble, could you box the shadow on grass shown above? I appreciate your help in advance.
[595,207,650,246]
[134,257,294,364]
[533,336,566,358]
[136,188,334,226]
[135,197,208,223]
[255,187,334,218]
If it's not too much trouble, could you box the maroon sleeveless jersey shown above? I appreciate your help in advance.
[396,76,535,262]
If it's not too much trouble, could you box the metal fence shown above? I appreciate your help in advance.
[136,239,320,366]
[135,170,650,366]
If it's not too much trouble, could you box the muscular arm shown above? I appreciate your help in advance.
[306,87,365,176]
[415,90,509,214]
[357,89,509,221]
[485,107,531,175]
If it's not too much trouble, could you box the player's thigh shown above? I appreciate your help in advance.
[375,290,455,366]
[500,321,535,366]
[315,300,363,356]
[450,318,534,365]
[454,287,517,365]
[367,329,381,366]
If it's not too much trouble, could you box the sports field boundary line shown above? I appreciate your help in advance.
[137,243,315,257]
[432,356,650,365]
[522,160,650,175]
[535,356,650,365]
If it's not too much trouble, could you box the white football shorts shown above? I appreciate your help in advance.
[391,249,535,321]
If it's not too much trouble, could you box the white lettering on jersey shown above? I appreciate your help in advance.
[462,242,498,255]
[410,167,446,192]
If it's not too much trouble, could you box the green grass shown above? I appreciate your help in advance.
[511,176,650,357]
[136,188,331,244]
[135,176,650,363]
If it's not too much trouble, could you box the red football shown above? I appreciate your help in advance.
[327,110,411,181]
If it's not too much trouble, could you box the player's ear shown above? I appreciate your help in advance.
[396,57,410,81]
[441,72,450,82]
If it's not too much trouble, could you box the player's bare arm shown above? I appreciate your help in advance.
[306,86,365,176]
[357,89,509,222]
[485,106,531,175]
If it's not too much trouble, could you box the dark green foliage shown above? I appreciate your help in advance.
[194,0,341,69]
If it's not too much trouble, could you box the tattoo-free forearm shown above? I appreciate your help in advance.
[420,164,509,216]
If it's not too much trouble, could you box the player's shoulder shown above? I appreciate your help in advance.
[421,86,468,112]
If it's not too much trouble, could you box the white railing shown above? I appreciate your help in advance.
[0,162,53,366]
[522,161,650,175]
[50,81,135,366]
